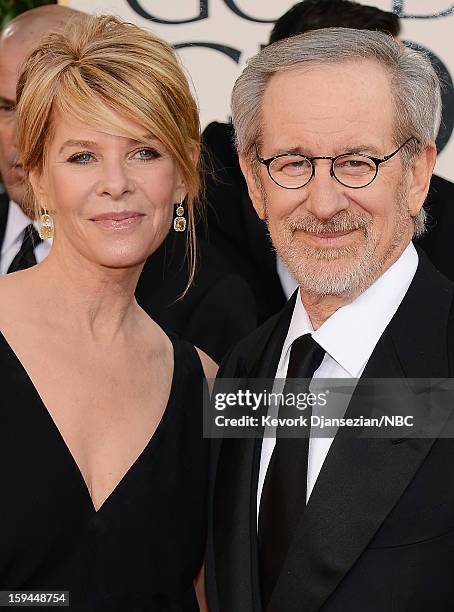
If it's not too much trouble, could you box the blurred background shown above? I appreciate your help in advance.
[1,0,453,180]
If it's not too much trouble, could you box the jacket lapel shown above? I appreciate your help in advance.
[243,290,298,380]
[269,254,454,612]
[212,293,297,612]
[0,193,9,254]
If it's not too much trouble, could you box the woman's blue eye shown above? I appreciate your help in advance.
[69,152,93,163]
[67,149,159,164]
[0,104,15,114]
[135,148,159,160]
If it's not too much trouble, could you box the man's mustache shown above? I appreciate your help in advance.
[288,210,370,234]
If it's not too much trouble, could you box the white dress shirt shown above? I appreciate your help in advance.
[276,255,298,299]
[0,200,52,274]
[257,242,419,520]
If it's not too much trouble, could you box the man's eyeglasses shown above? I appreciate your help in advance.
[255,137,418,190]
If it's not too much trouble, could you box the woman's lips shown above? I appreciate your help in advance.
[90,211,145,230]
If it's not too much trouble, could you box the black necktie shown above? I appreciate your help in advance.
[258,333,326,609]
[7,224,42,273]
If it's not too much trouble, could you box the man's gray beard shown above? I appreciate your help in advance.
[271,190,411,297]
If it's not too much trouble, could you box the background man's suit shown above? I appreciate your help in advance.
[202,121,454,321]
[417,173,454,280]
[202,123,286,323]
[206,250,454,611]
[136,230,257,362]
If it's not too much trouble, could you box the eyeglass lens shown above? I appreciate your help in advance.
[269,154,377,188]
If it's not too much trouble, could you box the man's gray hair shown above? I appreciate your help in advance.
[231,28,441,237]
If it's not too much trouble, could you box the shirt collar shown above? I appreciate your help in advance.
[1,200,39,254]
[282,242,419,377]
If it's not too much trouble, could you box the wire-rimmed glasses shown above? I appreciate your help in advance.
[256,137,418,190]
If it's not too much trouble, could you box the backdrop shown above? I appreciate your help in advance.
[60,0,454,181]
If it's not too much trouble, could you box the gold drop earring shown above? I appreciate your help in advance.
[173,197,186,232]
[39,205,54,240]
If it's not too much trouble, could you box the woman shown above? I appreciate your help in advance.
[0,13,214,611]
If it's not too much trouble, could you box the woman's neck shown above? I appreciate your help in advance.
[28,247,145,343]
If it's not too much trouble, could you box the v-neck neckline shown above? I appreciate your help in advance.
[0,329,181,514]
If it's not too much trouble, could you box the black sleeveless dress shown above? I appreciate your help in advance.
[0,331,209,611]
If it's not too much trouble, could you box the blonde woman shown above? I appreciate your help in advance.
[0,14,214,610]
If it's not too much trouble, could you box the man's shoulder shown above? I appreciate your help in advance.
[219,295,296,377]
[231,309,283,355]
[386,249,454,377]
[396,248,454,323]
[217,313,279,378]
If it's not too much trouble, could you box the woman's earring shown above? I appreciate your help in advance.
[39,206,54,240]
[173,198,186,232]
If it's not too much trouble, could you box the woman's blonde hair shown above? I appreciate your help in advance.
[16,13,201,288]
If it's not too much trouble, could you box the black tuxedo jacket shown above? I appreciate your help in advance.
[206,250,454,611]
[202,121,454,323]
[0,193,256,363]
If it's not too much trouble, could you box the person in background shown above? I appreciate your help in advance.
[202,0,454,323]
[0,13,213,609]
[268,0,399,41]
[0,6,257,362]
[0,6,78,273]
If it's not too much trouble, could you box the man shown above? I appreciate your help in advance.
[206,29,454,611]
[202,0,454,323]
[0,5,79,274]
[0,6,256,361]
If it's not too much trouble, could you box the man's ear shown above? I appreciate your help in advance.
[238,154,266,220]
[407,143,437,217]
